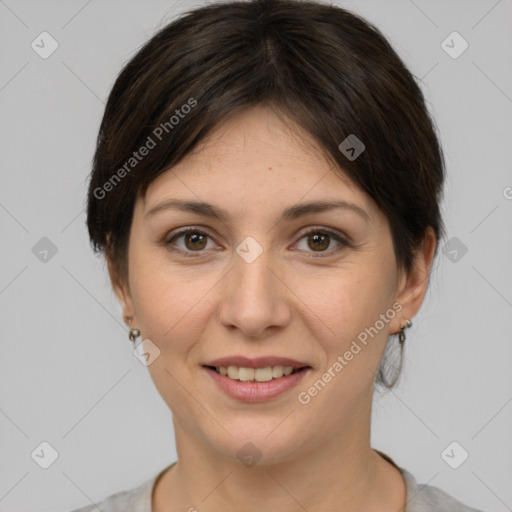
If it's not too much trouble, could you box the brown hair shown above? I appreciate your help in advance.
[86,0,445,387]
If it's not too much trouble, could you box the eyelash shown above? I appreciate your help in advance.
[163,227,349,259]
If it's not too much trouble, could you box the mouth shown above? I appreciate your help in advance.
[202,364,311,402]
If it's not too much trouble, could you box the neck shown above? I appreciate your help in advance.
[153,414,405,512]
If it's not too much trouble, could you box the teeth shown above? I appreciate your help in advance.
[216,365,298,382]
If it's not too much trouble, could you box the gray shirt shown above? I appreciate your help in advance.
[70,453,484,512]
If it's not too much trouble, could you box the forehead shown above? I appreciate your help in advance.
[140,106,377,220]
[184,107,327,167]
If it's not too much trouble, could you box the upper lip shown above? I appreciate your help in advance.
[203,356,311,369]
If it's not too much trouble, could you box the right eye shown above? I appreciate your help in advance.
[164,228,219,257]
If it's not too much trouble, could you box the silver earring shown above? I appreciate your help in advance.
[398,319,412,344]
[129,328,141,343]
[377,319,412,389]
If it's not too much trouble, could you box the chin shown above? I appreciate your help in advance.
[199,420,310,467]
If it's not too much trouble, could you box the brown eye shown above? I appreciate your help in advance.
[165,228,215,256]
[183,232,207,251]
[295,228,348,256]
[307,232,330,251]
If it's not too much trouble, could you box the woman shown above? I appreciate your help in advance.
[75,0,483,510]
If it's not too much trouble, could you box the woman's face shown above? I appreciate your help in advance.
[111,106,430,464]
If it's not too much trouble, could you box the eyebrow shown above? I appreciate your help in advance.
[144,198,370,223]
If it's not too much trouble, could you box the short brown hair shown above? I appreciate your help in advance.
[86,0,445,386]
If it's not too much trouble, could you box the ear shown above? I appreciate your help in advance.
[390,227,437,333]
[105,237,136,328]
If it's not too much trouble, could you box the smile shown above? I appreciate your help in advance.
[202,365,311,402]
[208,365,303,382]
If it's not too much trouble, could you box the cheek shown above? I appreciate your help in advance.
[129,249,219,354]
[128,259,219,411]
[290,261,398,390]
[296,266,396,341]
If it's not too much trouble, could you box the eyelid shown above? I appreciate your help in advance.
[295,226,350,245]
[163,225,350,257]
[164,226,212,242]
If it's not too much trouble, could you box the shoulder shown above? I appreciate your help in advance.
[375,450,484,512]
[400,467,485,512]
[68,475,156,512]
[69,462,176,512]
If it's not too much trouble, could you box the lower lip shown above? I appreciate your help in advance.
[203,366,310,403]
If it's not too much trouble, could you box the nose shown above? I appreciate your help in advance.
[217,243,292,338]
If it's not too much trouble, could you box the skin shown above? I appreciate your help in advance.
[108,106,436,512]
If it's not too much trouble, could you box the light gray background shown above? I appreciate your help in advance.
[1,1,511,511]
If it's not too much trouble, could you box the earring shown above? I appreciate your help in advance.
[124,315,140,343]
[377,319,412,388]
[129,328,141,343]
[398,319,412,344]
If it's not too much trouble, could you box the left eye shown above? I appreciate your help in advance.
[294,228,348,255]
